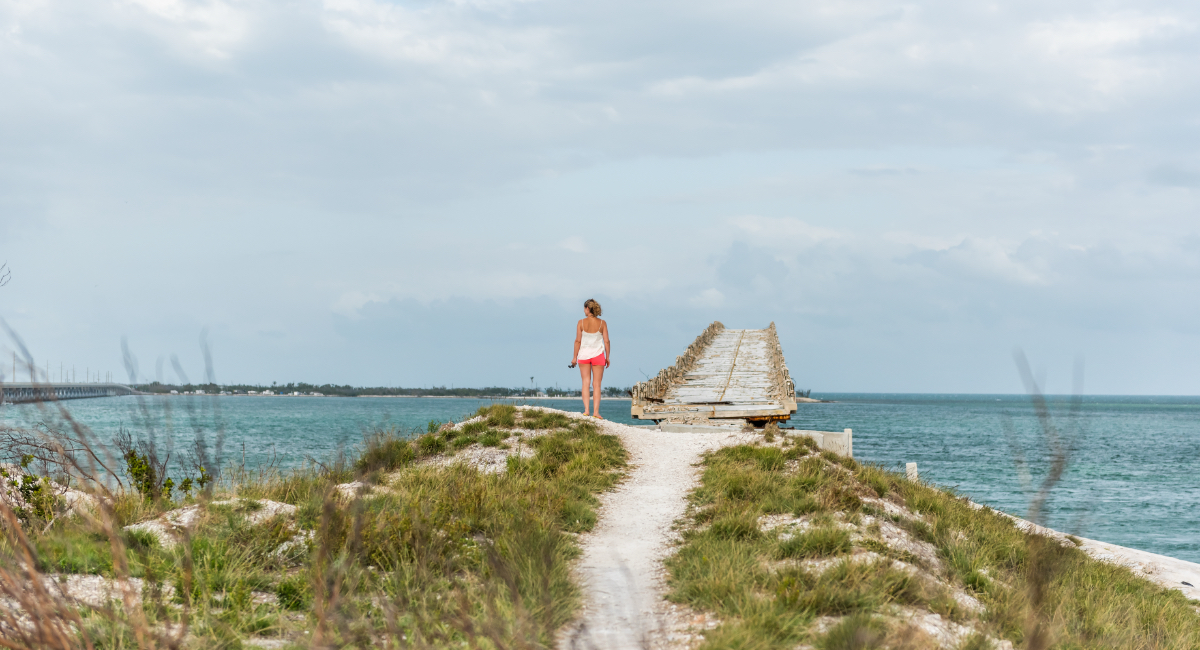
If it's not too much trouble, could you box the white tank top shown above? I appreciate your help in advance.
[578,327,605,359]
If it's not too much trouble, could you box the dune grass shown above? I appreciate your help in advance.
[665,434,1200,649]
[0,404,626,648]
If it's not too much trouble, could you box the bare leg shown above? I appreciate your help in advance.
[591,363,604,418]
[580,363,593,415]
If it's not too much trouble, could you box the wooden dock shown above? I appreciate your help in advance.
[631,322,797,424]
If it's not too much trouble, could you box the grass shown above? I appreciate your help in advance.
[777,527,851,559]
[0,404,626,648]
[665,434,1200,649]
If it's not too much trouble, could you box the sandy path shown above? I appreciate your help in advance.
[559,417,753,650]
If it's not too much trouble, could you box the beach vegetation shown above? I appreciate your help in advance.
[665,434,1200,649]
[0,404,626,648]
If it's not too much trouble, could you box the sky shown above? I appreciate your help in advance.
[1,0,1198,394]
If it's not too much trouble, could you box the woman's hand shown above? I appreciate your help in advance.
[605,356,610,368]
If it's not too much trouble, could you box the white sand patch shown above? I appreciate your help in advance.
[124,499,297,548]
[857,513,942,571]
[421,442,536,474]
[889,605,1006,649]
[760,513,857,541]
[862,496,920,521]
[333,481,402,500]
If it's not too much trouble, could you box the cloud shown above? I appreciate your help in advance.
[907,237,1047,286]
[1,0,1200,394]
[690,288,724,307]
[1148,163,1200,187]
[730,216,841,249]
[124,0,252,58]
[559,236,587,253]
[331,290,383,318]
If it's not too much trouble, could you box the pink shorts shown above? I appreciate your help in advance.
[579,352,606,366]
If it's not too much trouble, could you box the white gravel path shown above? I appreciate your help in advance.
[558,416,756,650]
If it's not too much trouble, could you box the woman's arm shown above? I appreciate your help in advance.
[602,320,611,368]
[572,320,582,364]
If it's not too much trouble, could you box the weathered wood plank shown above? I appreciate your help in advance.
[631,325,797,423]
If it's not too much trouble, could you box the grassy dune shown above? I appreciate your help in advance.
[666,433,1200,649]
[0,404,626,649]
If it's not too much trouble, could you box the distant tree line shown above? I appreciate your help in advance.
[134,381,632,399]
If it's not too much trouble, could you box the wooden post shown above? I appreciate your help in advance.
[906,462,919,481]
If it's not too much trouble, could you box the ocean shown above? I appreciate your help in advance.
[2,393,1196,562]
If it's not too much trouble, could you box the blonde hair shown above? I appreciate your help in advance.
[584,298,602,317]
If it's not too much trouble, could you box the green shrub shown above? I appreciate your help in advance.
[821,449,858,469]
[710,514,762,540]
[520,409,573,430]
[817,483,862,512]
[793,496,823,516]
[477,403,517,428]
[275,574,311,611]
[37,527,114,575]
[356,427,417,472]
[122,527,160,553]
[417,433,445,456]
[793,435,820,451]
[461,420,488,436]
[777,527,851,559]
[958,633,996,650]
[819,612,883,650]
[855,464,892,497]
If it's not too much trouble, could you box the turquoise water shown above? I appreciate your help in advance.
[0,395,636,473]
[2,393,1197,562]
[802,394,1200,563]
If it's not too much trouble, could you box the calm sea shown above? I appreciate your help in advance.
[2,393,1197,562]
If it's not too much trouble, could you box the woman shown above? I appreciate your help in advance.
[571,298,611,418]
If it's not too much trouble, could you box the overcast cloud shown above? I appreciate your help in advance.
[1,0,1198,394]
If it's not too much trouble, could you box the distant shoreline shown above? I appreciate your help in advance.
[357,395,632,400]
[154,393,635,400]
[146,393,826,402]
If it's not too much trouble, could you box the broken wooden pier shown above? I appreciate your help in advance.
[631,322,797,424]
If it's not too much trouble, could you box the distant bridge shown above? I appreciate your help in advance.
[0,382,137,404]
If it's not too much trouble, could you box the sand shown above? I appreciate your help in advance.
[556,415,756,650]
